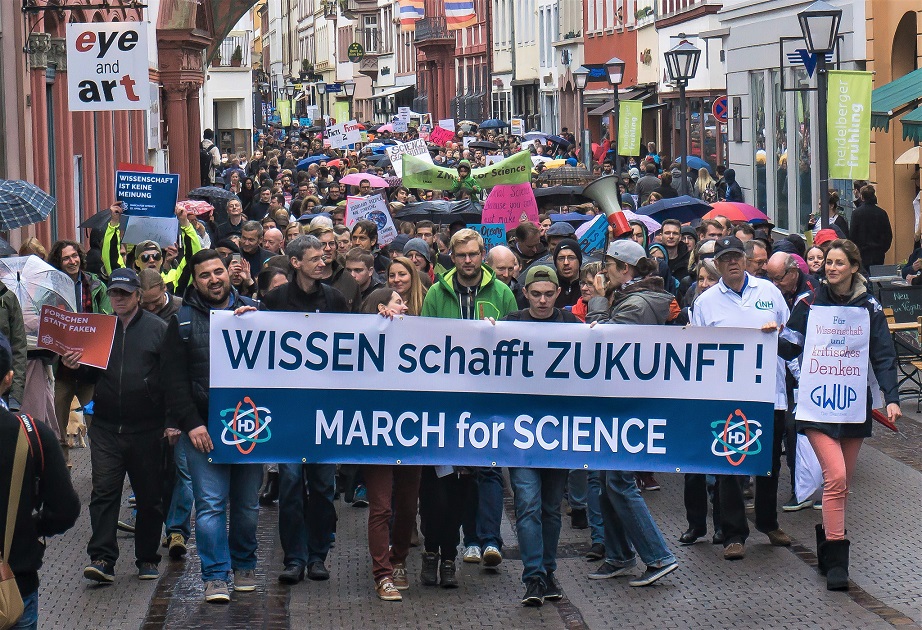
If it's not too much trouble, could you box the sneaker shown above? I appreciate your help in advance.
[782,494,813,512]
[521,577,546,607]
[629,562,678,587]
[765,529,792,547]
[641,473,661,491]
[375,577,402,601]
[543,571,563,601]
[127,494,136,507]
[168,533,187,559]
[234,569,257,592]
[138,562,160,580]
[352,485,368,507]
[420,552,439,586]
[481,545,502,568]
[462,545,481,563]
[84,559,114,583]
[723,542,745,560]
[588,561,634,580]
[813,498,823,510]
[439,560,458,588]
[117,516,136,533]
[392,563,409,590]
[204,580,231,603]
[585,542,605,560]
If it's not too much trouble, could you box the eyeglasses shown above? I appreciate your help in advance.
[768,267,793,284]
[452,252,481,261]
[140,252,162,262]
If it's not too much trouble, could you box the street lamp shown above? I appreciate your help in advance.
[343,80,356,120]
[664,42,701,196]
[799,0,842,230]
[316,81,327,124]
[573,66,589,167]
[605,56,626,177]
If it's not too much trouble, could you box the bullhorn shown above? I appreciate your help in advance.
[582,175,631,237]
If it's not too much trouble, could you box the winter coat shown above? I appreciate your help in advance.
[848,202,893,268]
[586,276,679,325]
[0,285,27,405]
[421,265,517,320]
[262,275,349,314]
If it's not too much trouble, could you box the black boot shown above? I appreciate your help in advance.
[815,524,827,576]
[259,470,279,506]
[822,539,850,591]
[420,552,439,586]
[439,559,458,588]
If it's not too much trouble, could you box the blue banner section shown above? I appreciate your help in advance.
[115,171,180,217]
[208,388,775,476]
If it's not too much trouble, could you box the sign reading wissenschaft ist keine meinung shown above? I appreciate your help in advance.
[208,312,778,476]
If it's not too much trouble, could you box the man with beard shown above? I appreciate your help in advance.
[162,250,259,603]
[309,225,362,312]
[659,220,691,283]
[248,187,272,222]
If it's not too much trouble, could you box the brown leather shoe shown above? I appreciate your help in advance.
[392,563,409,590]
[723,542,745,560]
[375,577,402,601]
[765,529,792,547]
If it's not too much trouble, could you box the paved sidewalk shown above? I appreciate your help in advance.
[33,414,922,629]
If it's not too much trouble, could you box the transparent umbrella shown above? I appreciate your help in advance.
[0,255,76,348]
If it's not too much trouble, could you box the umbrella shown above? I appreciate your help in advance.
[548,211,593,223]
[479,119,509,129]
[385,176,402,188]
[377,124,395,133]
[176,199,215,216]
[525,132,549,142]
[531,155,552,166]
[469,140,499,150]
[623,210,661,233]
[79,208,115,231]
[363,154,391,166]
[895,146,922,165]
[676,155,713,174]
[392,199,483,225]
[458,120,478,131]
[542,159,569,169]
[187,186,240,203]
[635,195,712,223]
[297,155,331,170]
[535,187,590,207]
[0,180,55,231]
[0,238,14,257]
[340,173,390,188]
[536,166,595,186]
[0,255,77,348]
[703,201,771,223]
[546,135,572,147]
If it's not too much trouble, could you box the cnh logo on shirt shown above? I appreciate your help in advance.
[755,299,774,311]
[710,409,762,466]
[219,396,273,455]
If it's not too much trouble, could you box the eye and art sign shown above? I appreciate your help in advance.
[208,312,777,475]
[66,22,150,111]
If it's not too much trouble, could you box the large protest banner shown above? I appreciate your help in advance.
[402,150,532,191]
[208,312,777,475]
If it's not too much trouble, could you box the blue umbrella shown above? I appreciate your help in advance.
[549,212,593,223]
[676,155,713,174]
[297,155,331,170]
[547,135,572,147]
[635,195,712,223]
[0,180,55,231]
[479,119,509,129]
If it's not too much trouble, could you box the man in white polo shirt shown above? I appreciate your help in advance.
[691,236,792,560]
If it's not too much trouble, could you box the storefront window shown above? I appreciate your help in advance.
[751,72,767,212]
[794,68,813,231]
[773,70,788,230]
[689,97,703,160]
[702,106,718,172]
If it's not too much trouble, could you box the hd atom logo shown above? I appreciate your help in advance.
[710,409,762,466]
[219,396,272,455]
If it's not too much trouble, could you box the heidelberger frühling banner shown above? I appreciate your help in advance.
[618,100,644,156]
[207,311,777,476]
[826,70,872,180]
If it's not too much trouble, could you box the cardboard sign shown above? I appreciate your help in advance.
[346,195,397,246]
[122,216,179,247]
[38,305,117,369]
[385,138,433,178]
[327,120,363,149]
[438,119,455,132]
[392,118,409,133]
[467,223,506,252]
[510,118,525,136]
[463,136,474,148]
[429,126,455,146]
[575,214,607,255]
[397,106,411,116]
[66,22,150,111]
[481,183,540,227]
[484,155,502,166]
[115,171,179,218]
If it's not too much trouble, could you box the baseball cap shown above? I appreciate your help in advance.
[546,222,576,237]
[714,236,746,259]
[108,268,141,293]
[813,228,839,246]
[524,265,559,287]
[136,240,161,254]
[604,240,647,267]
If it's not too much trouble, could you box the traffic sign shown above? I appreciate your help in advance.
[348,42,365,63]
[712,96,728,124]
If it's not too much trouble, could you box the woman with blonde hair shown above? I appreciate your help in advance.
[19,237,47,260]
[694,167,718,201]
[387,257,427,316]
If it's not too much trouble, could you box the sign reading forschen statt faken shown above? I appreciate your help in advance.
[66,22,150,111]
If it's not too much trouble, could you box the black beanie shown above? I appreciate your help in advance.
[554,238,583,267]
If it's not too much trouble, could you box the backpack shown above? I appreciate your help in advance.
[702,182,718,203]
[199,140,215,186]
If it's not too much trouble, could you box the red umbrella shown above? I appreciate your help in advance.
[703,201,770,223]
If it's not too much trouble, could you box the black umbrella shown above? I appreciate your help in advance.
[533,186,590,207]
[304,125,323,133]
[188,186,241,202]
[469,140,500,150]
[78,209,129,232]
[546,135,572,147]
[392,199,483,225]
[363,154,391,166]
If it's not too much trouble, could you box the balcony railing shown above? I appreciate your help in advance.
[214,34,251,67]
[414,16,453,44]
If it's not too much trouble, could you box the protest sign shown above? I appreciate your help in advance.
[438,119,455,132]
[827,71,872,180]
[794,306,870,424]
[402,150,533,191]
[481,184,540,227]
[484,155,502,166]
[510,118,525,137]
[463,136,474,148]
[115,171,179,218]
[327,120,363,149]
[397,106,411,116]
[392,117,409,133]
[38,305,117,369]
[346,195,397,246]
[467,223,506,252]
[575,214,607,255]
[385,138,433,178]
[429,126,455,146]
[122,216,179,247]
[208,311,777,475]
[66,22,150,111]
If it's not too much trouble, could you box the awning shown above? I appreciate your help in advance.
[372,85,413,99]
[901,105,922,143]
[587,87,654,116]
[871,67,922,131]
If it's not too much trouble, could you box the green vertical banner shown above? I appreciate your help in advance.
[826,70,872,180]
[618,100,643,156]
[278,100,292,127]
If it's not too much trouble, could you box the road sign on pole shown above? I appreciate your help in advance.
[712,96,729,124]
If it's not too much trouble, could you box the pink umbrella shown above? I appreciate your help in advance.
[339,173,390,188]
[703,202,770,223]
[377,124,394,133]
[622,210,661,233]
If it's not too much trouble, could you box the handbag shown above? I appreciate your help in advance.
[0,428,28,630]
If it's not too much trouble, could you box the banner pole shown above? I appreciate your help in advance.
[817,54,830,231]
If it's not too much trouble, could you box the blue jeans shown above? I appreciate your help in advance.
[278,463,336,567]
[166,438,193,540]
[568,470,604,545]
[12,590,37,630]
[473,467,504,550]
[183,435,262,582]
[509,468,568,582]
[600,470,676,569]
